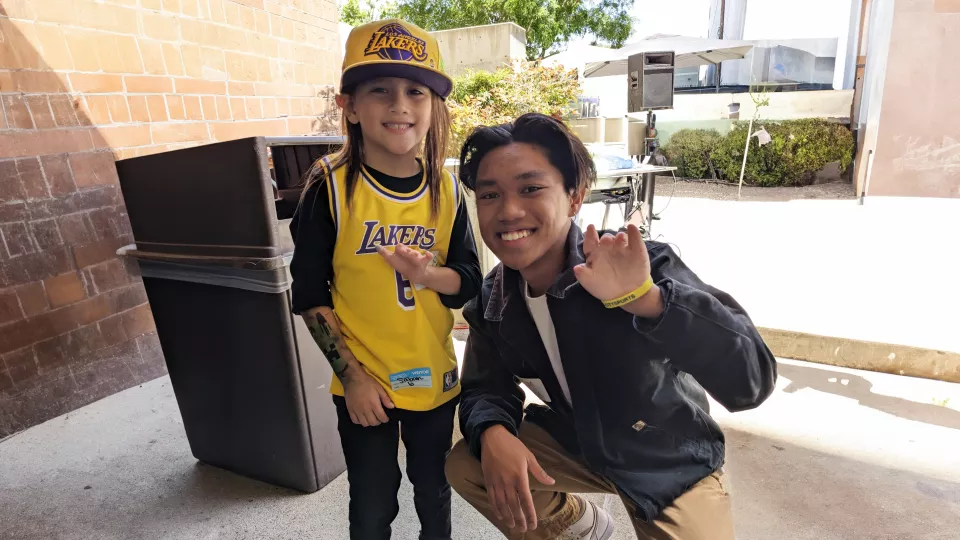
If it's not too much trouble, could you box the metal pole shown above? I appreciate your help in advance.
[641,110,656,236]
[738,116,754,198]
[642,172,656,237]
[716,0,726,93]
[858,149,875,205]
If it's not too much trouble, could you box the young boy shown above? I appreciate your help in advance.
[445,113,777,539]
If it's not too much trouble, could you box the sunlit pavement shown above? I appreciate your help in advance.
[2,345,959,539]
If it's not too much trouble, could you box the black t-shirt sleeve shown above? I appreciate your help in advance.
[438,196,482,309]
[289,179,336,313]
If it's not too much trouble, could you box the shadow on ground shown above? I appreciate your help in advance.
[777,362,960,430]
[2,371,959,539]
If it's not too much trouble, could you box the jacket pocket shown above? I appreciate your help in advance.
[630,418,678,439]
[630,418,709,462]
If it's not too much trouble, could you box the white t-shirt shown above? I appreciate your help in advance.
[523,281,573,405]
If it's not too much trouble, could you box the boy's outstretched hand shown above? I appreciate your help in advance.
[574,224,665,318]
[480,425,555,533]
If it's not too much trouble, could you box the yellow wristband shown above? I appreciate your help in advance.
[602,277,654,309]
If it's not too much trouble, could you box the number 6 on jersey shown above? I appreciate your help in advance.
[395,270,416,310]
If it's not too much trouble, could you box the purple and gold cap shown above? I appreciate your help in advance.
[340,19,452,99]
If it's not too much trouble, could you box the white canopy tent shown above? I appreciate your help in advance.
[583,36,755,81]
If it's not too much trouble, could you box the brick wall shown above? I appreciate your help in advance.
[0,0,342,436]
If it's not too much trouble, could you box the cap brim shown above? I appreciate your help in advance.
[341,62,453,99]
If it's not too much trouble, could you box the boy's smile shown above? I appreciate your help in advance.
[499,229,535,243]
[474,143,584,294]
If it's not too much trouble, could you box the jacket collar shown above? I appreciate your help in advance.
[484,221,586,322]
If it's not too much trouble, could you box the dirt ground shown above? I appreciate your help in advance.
[653,176,857,202]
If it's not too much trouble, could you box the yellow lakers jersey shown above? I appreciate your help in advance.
[321,157,461,411]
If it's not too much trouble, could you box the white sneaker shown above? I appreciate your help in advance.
[557,497,615,540]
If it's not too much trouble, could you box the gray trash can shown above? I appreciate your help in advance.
[115,136,347,493]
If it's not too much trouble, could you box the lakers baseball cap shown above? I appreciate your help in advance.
[340,19,453,99]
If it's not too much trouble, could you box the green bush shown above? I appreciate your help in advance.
[712,122,798,186]
[663,129,723,179]
[448,69,508,106]
[790,118,854,175]
[448,62,581,158]
[711,118,854,187]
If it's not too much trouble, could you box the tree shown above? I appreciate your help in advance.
[339,0,397,26]
[339,0,371,26]
[391,0,634,60]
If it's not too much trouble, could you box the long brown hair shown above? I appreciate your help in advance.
[299,91,450,222]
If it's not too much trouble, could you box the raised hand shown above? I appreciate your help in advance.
[574,224,663,317]
[377,243,434,285]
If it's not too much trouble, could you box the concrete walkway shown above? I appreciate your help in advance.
[577,184,960,382]
[2,352,959,540]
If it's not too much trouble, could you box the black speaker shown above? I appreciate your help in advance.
[627,51,675,112]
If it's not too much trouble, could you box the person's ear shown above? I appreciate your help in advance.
[568,186,586,217]
[337,94,359,124]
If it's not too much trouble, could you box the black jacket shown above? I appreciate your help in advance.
[458,223,777,521]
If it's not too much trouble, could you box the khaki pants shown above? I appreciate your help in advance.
[445,422,734,540]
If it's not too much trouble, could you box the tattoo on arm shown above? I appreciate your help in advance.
[306,312,350,379]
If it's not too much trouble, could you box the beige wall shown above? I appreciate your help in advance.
[668,90,854,121]
[861,0,960,198]
[432,23,526,76]
[569,117,605,144]
[0,0,340,436]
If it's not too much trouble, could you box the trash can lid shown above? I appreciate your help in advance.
[117,244,291,270]
[117,245,293,294]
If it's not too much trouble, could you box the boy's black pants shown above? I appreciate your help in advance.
[333,395,457,540]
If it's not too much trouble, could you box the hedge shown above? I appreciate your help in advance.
[662,129,723,179]
[664,119,854,187]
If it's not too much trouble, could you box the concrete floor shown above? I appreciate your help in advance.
[578,185,960,355]
[2,352,960,540]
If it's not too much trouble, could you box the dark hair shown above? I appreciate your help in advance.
[457,113,596,195]
[299,90,450,221]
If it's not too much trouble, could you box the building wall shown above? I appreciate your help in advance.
[580,75,854,122]
[853,0,894,196]
[740,0,853,41]
[718,39,839,87]
[572,90,854,152]
[709,0,861,90]
[432,22,526,76]
[861,0,960,198]
[708,0,748,41]
[0,0,341,436]
[839,0,864,91]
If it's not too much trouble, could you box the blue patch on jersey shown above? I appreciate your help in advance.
[389,367,432,391]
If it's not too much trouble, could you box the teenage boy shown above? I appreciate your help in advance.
[445,113,777,540]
